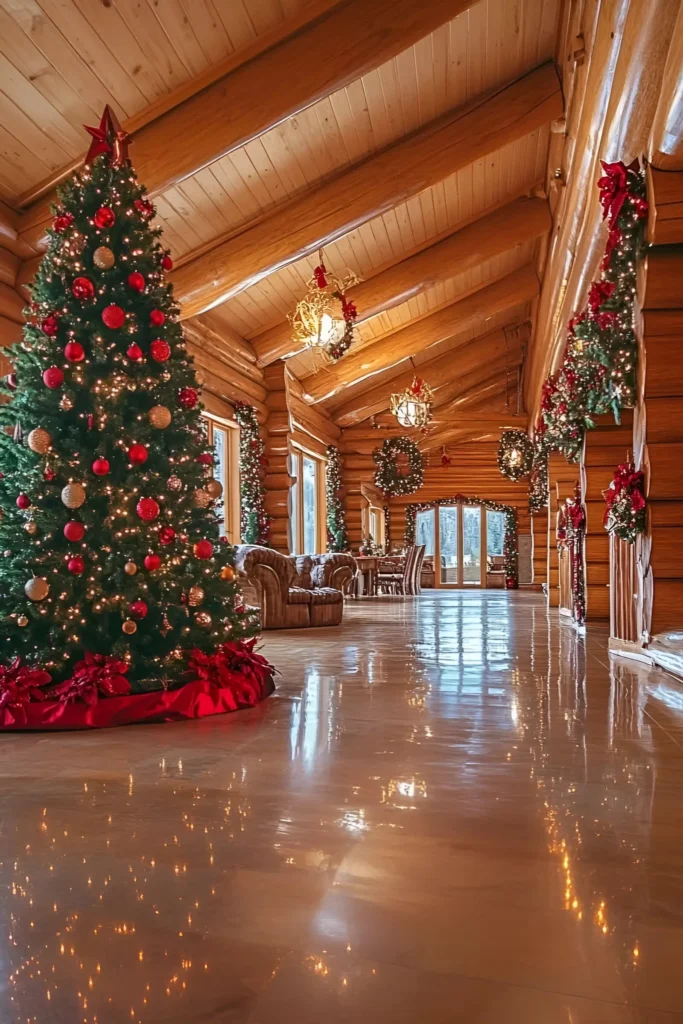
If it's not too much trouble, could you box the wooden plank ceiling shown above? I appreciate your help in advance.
[1,0,563,451]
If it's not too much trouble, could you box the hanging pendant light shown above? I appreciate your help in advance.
[390,376,434,429]
[289,249,359,361]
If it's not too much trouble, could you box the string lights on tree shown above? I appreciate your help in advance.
[325,445,349,552]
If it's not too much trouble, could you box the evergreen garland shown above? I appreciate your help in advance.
[373,436,424,497]
[405,496,518,587]
[325,445,348,551]
[528,441,549,514]
[536,160,648,460]
[234,403,270,546]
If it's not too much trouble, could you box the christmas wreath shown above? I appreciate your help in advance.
[497,429,534,481]
[603,462,646,543]
[373,436,424,497]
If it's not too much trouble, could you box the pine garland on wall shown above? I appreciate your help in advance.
[325,444,348,552]
[528,441,549,514]
[234,403,270,546]
[536,160,648,461]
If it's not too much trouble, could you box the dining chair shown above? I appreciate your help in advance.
[376,545,417,595]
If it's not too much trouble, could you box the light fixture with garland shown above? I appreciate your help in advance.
[390,376,434,429]
[497,428,534,481]
[288,250,359,362]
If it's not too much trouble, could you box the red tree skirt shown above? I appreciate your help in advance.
[0,671,275,731]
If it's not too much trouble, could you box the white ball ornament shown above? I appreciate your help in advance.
[61,482,86,509]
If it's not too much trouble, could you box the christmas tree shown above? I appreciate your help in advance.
[0,108,267,704]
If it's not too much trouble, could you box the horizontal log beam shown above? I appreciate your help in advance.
[172,62,561,318]
[0,248,19,288]
[252,196,550,365]
[304,265,538,403]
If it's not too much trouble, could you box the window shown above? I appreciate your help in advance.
[486,510,505,557]
[203,414,240,543]
[290,448,325,554]
[415,508,435,555]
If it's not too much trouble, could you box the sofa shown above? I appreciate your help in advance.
[234,546,357,629]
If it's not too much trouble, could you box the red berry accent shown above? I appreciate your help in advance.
[128,443,148,465]
[127,343,143,362]
[144,554,160,572]
[52,213,73,233]
[127,271,145,292]
[16,494,31,510]
[43,467,56,482]
[93,206,115,229]
[5,372,17,390]
[129,599,148,620]
[158,526,176,545]
[64,341,85,363]
[177,387,198,409]
[67,555,85,575]
[41,316,59,337]
[92,458,110,476]
[101,304,126,329]
[64,521,85,542]
[136,497,160,521]
[149,309,165,327]
[196,453,214,466]
[150,339,171,362]
[193,539,214,560]
[161,254,173,271]
[43,367,64,389]
[71,276,95,300]
[134,198,154,219]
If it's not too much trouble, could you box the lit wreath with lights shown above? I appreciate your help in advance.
[373,436,424,497]
[497,429,534,481]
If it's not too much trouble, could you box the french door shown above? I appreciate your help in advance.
[415,504,487,588]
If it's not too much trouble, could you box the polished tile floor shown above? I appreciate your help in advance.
[2,591,683,1022]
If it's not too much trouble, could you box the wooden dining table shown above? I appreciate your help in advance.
[354,554,405,596]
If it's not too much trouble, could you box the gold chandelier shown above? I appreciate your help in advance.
[288,249,359,361]
[390,376,434,429]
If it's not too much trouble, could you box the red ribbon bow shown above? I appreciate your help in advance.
[597,159,640,227]
[313,263,328,289]
[51,652,131,706]
[0,659,51,714]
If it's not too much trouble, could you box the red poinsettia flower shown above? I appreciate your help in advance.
[630,489,646,511]
[0,659,51,711]
[50,652,131,706]
[588,279,616,312]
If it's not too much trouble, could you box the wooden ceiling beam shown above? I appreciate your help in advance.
[419,411,527,452]
[16,0,478,253]
[331,323,528,426]
[303,265,538,403]
[172,62,561,318]
[252,195,550,366]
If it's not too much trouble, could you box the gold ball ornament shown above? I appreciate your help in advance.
[124,561,137,576]
[167,475,182,492]
[24,520,38,535]
[122,619,137,635]
[220,564,236,581]
[25,576,49,602]
[61,482,86,509]
[149,405,172,429]
[193,489,211,508]
[93,245,115,270]
[205,479,223,499]
[195,611,212,628]
[27,428,52,454]
[187,586,204,607]
[17,615,29,627]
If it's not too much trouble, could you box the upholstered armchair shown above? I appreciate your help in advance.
[310,553,358,595]
[234,546,349,629]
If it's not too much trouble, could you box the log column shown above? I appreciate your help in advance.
[264,362,293,554]
[547,453,578,608]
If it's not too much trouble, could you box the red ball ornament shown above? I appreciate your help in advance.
[193,539,214,560]
[129,599,148,620]
[158,526,176,545]
[71,277,95,301]
[144,554,160,572]
[64,341,85,363]
[67,555,85,575]
[137,497,160,521]
[150,339,171,363]
[43,466,56,482]
[52,213,73,233]
[178,387,198,409]
[134,198,154,220]
[161,254,173,271]
[5,372,17,391]
[128,443,148,465]
[93,206,115,229]
[149,309,165,327]
[196,453,214,466]
[127,271,145,293]
[127,343,143,362]
[43,367,64,389]
[102,304,126,329]
[16,494,31,510]
[64,521,85,542]
[41,316,59,337]
[92,458,110,476]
